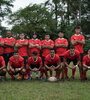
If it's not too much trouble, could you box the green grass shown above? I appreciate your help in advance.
[0,68,90,100]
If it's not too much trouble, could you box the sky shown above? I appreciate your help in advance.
[2,0,45,29]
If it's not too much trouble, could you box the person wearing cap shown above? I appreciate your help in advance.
[55,31,68,80]
[28,32,41,79]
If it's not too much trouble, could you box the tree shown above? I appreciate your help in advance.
[8,4,56,39]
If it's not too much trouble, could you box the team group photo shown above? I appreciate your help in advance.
[0,0,90,100]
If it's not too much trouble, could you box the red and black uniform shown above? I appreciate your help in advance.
[41,39,54,64]
[3,37,15,66]
[27,56,44,78]
[71,34,85,61]
[83,55,90,66]
[64,50,80,65]
[9,56,24,74]
[0,37,4,56]
[16,39,28,65]
[29,39,41,56]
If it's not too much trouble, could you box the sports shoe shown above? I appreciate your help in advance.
[41,78,46,82]
[70,76,74,81]
[27,77,31,81]
[17,75,22,79]
[36,77,38,80]
[24,75,28,80]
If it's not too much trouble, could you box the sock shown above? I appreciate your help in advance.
[40,68,44,78]
[61,74,64,79]
[65,67,68,77]
[72,68,76,77]
[56,70,59,78]
[9,71,15,79]
[80,74,83,79]
[83,72,87,78]
[30,71,32,77]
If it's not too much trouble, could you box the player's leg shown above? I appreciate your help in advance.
[0,68,7,81]
[83,67,88,80]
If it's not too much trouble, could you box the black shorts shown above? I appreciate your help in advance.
[60,56,64,62]
[42,56,45,66]
[80,53,84,62]
[22,56,28,66]
[3,52,14,66]
[66,59,78,65]
[30,64,40,69]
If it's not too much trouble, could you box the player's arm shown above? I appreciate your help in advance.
[77,40,85,45]
[64,60,73,69]
[15,43,22,48]
[21,41,28,46]
[35,44,41,49]
[83,64,88,69]
[71,40,78,45]
[44,64,50,70]
[0,42,4,46]
[29,43,36,48]
[53,63,61,70]
[55,44,68,48]
[0,65,6,71]
[4,42,15,47]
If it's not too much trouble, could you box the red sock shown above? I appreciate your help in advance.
[72,68,76,77]
[56,70,59,78]
[61,74,64,79]
[80,74,83,79]
[40,67,44,78]
[26,67,30,78]
[65,67,68,77]
[9,71,15,79]
[83,72,87,78]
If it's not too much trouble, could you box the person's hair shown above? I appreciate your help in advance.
[14,50,18,54]
[45,33,50,36]
[75,26,80,30]
[32,51,38,56]
[19,33,25,35]
[70,46,75,49]
[50,48,55,51]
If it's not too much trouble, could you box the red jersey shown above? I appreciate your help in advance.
[29,39,41,56]
[27,56,42,67]
[55,38,68,56]
[44,54,61,65]
[16,39,28,56]
[41,40,54,57]
[4,37,15,54]
[0,37,4,55]
[71,34,85,53]
[83,55,90,66]
[9,56,24,68]
[0,56,5,68]
[64,50,80,60]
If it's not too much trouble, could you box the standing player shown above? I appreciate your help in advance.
[0,36,4,56]
[63,46,83,80]
[15,33,28,79]
[55,31,68,79]
[41,33,54,65]
[3,32,15,67]
[29,32,41,78]
[27,51,45,81]
[8,51,26,80]
[83,48,90,80]
[71,27,85,78]
[0,56,6,81]
[44,49,62,80]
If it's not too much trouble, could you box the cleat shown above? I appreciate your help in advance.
[24,75,28,80]
[70,76,74,81]
[61,78,65,81]
[36,77,38,80]
[41,78,46,82]
[1,76,6,82]
[17,75,22,79]
[27,77,31,81]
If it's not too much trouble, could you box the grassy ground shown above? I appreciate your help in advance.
[0,68,90,100]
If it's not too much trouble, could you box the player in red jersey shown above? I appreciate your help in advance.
[55,31,68,79]
[41,33,54,65]
[0,36,4,56]
[44,49,62,80]
[15,33,28,79]
[27,51,45,81]
[71,26,85,61]
[29,32,41,78]
[8,51,26,80]
[0,56,6,81]
[63,46,83,81]
[3,32,15,67]
[83,48,90,80]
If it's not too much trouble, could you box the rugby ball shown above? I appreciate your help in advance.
[48,76,57,82]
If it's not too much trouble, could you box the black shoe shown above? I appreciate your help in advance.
[70,76,74,81]
[36,77,38,80]
[65,76,69,81]
[61,78,65,81]
[1,76,6,82]
[81,78,85,82]
[57,77,60,81]
[84,77,87,81]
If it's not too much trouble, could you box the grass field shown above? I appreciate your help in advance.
[0,68,90,100]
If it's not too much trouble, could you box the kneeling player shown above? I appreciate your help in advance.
[8,51,26,80]
[44,49,62,80]
[63,46,83,80]
[27,51,45,81]
[0,56,6,81]
[83,48,90,80]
